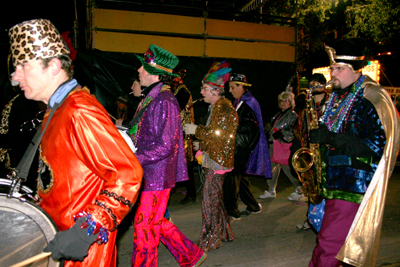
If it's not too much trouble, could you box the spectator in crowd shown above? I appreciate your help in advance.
[260,91,304,201]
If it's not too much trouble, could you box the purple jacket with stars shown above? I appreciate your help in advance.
[133,82,188,191]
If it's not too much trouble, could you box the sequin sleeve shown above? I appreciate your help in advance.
[341,95,386,157]
[272,110,297,143]
[195,98,238,168]
[134,94,182,167]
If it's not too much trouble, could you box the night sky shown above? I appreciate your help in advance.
[1,1,398,86]
[1,0,75,33]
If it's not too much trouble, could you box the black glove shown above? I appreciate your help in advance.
[44,217,99,261]
[309,126,337,145]
[272,130,283,140]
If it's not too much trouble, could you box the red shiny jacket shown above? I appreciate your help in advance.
[38,88,142,267]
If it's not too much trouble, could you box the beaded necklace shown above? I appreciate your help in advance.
[128,85,171,145]
[320,76,365,133]
[129,96,153,145]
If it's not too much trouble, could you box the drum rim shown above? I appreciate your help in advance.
[0,177,34,195]
[0,184,63,266]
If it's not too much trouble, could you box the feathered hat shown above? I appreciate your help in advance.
[202,61,232,89]
[173,69,187,85]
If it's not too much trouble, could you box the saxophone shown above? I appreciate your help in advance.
[182,98,202,162]
[291,88,323,205]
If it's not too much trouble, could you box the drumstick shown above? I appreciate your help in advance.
[109,113,117,121]
[0,234,43,262]
[9,252,51,267]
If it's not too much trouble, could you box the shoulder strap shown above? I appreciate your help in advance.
[14,90,72,181]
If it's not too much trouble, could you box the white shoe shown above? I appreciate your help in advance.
[287,192,304,201]
[259,191,276,199]
[296,220,311,230]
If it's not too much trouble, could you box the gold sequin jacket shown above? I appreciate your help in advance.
[195,97,239,168]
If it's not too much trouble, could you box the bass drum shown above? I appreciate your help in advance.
[0,178,63,267]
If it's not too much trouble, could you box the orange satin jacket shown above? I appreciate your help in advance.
[38,87,143,267]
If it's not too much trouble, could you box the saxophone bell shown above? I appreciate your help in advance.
[292,147,314,172]
[291,88,323,205]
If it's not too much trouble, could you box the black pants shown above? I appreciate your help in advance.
[184,160,197,198]
[223,167,260,218]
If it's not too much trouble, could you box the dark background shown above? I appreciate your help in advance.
[1,0,398,124]
[0,0,295,124]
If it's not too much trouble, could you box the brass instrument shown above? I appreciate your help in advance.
[292,88,323,205]
[182,98,202,162]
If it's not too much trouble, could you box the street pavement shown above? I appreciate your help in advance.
[116,165,400,267]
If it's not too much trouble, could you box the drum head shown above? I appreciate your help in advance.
[0,180,63,266]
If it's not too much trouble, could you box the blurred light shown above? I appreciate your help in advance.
[377,52,392,56]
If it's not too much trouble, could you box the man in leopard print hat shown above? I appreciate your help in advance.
[8,19,143,267]
[9,19,70,67]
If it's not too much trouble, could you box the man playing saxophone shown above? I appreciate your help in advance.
[294,74,330,150]
[292,73,330,230]
[172,69,199,204]
[308,38,400,267]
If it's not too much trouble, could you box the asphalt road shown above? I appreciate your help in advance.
[116,165,400,267]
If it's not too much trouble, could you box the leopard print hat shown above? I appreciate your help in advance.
[8,19,70,67]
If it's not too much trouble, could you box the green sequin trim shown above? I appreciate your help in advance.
[355,156,374,166]
[129,124,137,136]
[320,145,364,204]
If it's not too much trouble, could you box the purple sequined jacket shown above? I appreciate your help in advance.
[133,83,188,191]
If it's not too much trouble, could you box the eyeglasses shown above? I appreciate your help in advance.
[329,66,348,73]
[279,99,290,103]
[200,86,211,91]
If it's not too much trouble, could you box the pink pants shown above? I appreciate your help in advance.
[132,189,203,267]
[309,199,360,267]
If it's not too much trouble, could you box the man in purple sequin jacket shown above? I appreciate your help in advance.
[129,44,206,267]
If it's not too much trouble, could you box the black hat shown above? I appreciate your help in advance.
[117,96,128,104]
[310,73,327,85]
[229,73,252,86]
[325,38,367,71]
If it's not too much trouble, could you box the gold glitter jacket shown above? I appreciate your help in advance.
[195,97,239,168]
